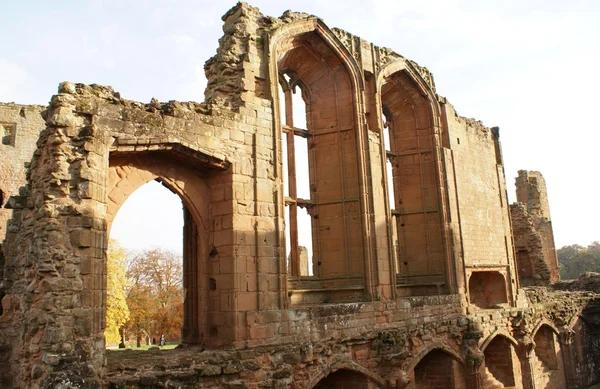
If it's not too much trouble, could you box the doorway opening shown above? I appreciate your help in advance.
[107,179,184,350]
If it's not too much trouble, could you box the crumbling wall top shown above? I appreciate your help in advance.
[515,170,552,219]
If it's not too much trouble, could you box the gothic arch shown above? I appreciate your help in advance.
[532,319,560,338]
[305,361,386,389]
[407,342,465,372]
[408,344,466,389]
[376,61,441,122]
[481,332,522,388]
[480,329,519,351]
[268,19,364,97]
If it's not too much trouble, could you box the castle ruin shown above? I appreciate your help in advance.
[0,3,599,388]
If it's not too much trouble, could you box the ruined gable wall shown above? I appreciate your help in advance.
[0,103,46,244]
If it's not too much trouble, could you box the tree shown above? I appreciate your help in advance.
[104,240,130,345]
[558,242,600,279]
[123,248,183,346]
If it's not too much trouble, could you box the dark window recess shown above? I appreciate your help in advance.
[1,123,16,146]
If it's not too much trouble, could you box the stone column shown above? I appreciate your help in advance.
[517,340,536,389]
[559,327,579,389]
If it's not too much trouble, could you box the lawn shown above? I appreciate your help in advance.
[106,343,179,351]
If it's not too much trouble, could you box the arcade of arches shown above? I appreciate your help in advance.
[0,3,599,389]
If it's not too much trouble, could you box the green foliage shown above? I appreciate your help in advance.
[558,242,600,279]
[105,240,131,344]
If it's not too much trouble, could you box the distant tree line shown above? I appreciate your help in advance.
[105,240,183,348]
[558,242,600,280]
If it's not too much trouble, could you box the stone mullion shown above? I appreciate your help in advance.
[432,127,457,294]
[379,106,398,297]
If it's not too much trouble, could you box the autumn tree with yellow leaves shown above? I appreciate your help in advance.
[104,241,183,348]
[104,240,131,345]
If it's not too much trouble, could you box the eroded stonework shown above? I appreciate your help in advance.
[0,2,598,389]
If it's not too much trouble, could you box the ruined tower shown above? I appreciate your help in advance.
[511,170,560,285]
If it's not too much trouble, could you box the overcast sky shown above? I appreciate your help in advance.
[1,0,598,251]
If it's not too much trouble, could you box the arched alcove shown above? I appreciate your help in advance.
[412,348,466,389]
[482,335,521,388]
[305,361,387,389]
[532,324,566,389]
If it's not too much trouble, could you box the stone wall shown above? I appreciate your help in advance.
[442,102,517,305]
[0,2,598,389]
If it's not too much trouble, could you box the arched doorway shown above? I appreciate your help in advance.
[106,151,214,347]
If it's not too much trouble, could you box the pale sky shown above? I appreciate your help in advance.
[1,0,599,250]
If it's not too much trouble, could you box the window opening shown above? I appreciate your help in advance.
[382,107,400,274]
[280,72,315,277]
[284,205,292,270]
[292,88,307,129]
[0,122,16,146]
[297,207,314,276]
[280,82,290,198]
[295,134,310,200]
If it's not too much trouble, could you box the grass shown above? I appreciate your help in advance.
[107,343,179,351]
